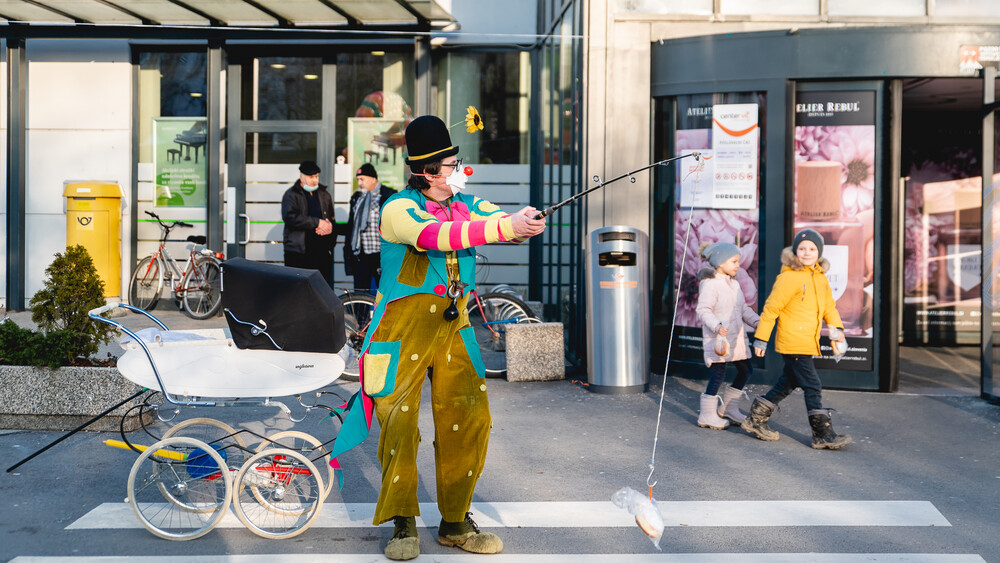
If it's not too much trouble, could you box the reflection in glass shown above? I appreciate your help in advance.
[245,132,317,164]
[138,51,207,163]
[243,57,322,121]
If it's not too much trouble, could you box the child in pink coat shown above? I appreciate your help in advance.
[694,242,760,430]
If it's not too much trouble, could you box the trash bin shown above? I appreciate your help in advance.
[64,181,124,297]
[585,225,650,394]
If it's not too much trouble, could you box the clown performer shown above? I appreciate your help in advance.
[330,113,546,561]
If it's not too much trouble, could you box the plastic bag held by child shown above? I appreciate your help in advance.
[612,487,664,549]
[828,326,847,362]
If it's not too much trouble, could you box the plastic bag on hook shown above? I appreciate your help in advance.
[612,487,664,549]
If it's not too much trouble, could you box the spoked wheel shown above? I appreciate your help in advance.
[128,256,163,311]
[126,437,232,541]
[254,431,334,501]
[162,418,250,477]
[233,448,324,539]
[339,292,376,382]
[466,292,540,378]
[181,259,223,319]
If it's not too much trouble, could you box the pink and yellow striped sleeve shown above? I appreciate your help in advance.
[380,197,516,252]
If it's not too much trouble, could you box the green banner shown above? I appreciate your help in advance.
[154,117,208,208]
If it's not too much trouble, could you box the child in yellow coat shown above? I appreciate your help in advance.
[745,229,852,450]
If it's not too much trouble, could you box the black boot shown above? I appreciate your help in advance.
[807,409,852,450]
[741,397,780,441]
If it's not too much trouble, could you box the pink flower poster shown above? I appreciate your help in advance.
[793,90,876,371]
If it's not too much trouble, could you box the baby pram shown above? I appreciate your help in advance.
[89,258,351,541]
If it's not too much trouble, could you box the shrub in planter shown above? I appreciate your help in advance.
[0,322,78,368]
[26,245,115,362]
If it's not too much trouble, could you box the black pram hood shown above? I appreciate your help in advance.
[221,258,345,353]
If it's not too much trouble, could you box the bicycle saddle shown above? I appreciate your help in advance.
[187,235,207,244]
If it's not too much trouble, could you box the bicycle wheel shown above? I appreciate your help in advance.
[128,256,163,311]
[181,258,223,319]
[233,449,324,539]
[254,431,334,501]
[466,292,540,378]
[126,436,231,541]
[339,292,376,382]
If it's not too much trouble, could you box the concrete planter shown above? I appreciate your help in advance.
[0,365,151,432]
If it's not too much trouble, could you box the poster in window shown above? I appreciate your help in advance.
[793,91,876,371]
[347,118,407,193]
[153,117,207,208]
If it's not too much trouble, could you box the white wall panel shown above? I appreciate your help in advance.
[27,54,130,130]
[26,129,130,214]
[25,214,67,298]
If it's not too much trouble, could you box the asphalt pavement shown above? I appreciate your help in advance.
[1,307,998,562]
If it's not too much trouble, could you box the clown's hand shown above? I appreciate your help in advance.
[511,211,546,239]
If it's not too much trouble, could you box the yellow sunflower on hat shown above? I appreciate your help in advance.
[464,106,484,133]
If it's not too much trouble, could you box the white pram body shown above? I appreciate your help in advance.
[117,326,346,398]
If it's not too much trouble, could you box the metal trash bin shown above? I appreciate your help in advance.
[64,181,124,297]
[585,225,649,393]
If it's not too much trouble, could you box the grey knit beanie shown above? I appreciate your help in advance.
[792,228,824,258]
[700,242,741,268]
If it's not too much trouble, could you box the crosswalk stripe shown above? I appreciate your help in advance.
[9,554,990,562]
[65,500,950,530]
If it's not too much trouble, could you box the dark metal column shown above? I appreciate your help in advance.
[528,43,542,303]
[982,65,997,401]
[6,37,26,310]
[225,55,245,259]
[207,42,223,252]
[414,37,431,116]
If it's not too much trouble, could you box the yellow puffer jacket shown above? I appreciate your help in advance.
[754,246,844,356]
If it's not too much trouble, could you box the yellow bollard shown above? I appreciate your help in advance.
[103,439,187,461]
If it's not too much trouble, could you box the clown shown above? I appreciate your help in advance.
[331,115,546,560]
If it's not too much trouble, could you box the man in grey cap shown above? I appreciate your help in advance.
[281,160,338,283]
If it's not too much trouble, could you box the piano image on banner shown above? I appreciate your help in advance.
[174,121,207,164]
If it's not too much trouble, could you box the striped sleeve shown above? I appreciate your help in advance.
[381,197,516,252]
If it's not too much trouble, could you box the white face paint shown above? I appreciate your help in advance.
[446,166,468,196]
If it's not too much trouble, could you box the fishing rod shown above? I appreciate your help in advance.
[532,152,702,220]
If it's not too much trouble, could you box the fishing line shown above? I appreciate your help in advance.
[646,153,707,496]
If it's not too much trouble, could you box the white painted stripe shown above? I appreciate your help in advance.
[66,500,950,530]
[9,554,990,563]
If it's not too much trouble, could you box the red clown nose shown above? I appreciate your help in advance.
[464,166,474,176]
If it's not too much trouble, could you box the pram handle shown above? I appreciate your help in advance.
[88,303,216,408]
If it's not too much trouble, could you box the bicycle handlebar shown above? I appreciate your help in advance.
[144,210,192,234]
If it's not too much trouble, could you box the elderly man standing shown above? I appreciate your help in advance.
[281,160,337,283]
[345,162,396,293]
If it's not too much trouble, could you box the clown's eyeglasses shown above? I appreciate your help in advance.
[438,158,464,172]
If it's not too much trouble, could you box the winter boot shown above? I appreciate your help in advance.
[807,409,852,450]
[438,512,503,554]
[741,397,780,441]
[718,385,747,424]
[697,393,730,430]
[385,516,419,561]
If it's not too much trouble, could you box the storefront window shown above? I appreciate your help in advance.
[653,92,764,363]
[721,0,818,15]
[936,0,1000,17]
[433,51,530,165]
[793,90,876,370]
[337,52,413,191]
[245,132,317,164]
[613,0,712,14]
[241,56,321,121]
[137,51,208,208]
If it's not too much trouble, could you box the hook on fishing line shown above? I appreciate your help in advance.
[646,462,657,491]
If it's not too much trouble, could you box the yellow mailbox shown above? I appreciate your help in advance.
[64,181,124,297]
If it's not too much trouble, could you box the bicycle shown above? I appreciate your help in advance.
[338,289,539,379]
[128,210,225,319]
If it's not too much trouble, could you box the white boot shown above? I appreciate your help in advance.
[697,393,730,430]
[718,385,747,424]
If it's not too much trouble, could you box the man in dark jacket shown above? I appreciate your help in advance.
[345,162,396,293]
[281,160,338,284]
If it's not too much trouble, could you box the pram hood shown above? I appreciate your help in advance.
[221,258,346,353]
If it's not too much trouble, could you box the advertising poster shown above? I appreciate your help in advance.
[347,118,406,192]
[710,104,758,209]
[669,96,761,363]
[793,90,876,371]
[153,117,207,208]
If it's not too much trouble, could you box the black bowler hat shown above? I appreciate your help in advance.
[404,115,459,166]
[299,160,321,175]
[356,162,378,179]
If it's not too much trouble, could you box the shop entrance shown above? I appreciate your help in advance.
[898,77,988,394]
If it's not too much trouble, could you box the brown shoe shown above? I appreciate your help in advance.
[438,512,503,554]
[385,516,419,561]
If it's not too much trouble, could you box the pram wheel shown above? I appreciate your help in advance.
[126,437,232,541]
[233,448,324,539]
[254,430,334,501]
[163,417,250,475]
